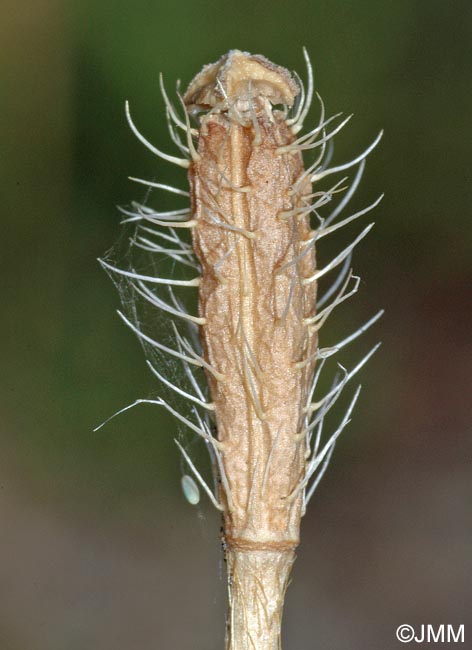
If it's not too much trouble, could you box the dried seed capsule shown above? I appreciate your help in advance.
[184,50,318,650]
[100,48,382,650]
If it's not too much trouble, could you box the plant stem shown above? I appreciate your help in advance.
[226,549,295,650]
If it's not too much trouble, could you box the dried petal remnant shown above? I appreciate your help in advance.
[185,51,317,650]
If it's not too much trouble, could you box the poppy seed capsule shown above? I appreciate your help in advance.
[185,51,317,650]
[101,48,383,650]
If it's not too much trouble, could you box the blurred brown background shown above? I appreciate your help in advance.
[1,1,471,648]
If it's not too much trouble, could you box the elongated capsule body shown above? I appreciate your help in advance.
[184,51,317,650]
[100,46,382,650]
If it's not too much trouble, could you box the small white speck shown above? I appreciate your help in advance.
[181,474,200,505]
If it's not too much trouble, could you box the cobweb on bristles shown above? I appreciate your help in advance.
[97,180,222,509]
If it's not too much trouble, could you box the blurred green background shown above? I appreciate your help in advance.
[1,1,471,648]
